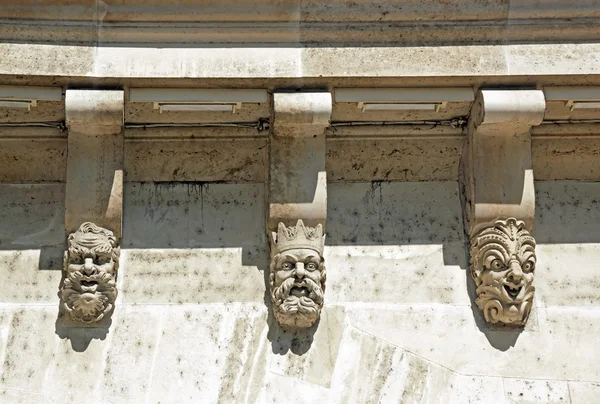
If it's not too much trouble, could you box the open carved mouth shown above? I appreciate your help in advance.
[504,284,522,299]
[291,283,310,298]
[81,280,98,292]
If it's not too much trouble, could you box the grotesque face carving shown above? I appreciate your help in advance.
[270,220,326,329]
[61,222,119,324]
[470,218,536,326]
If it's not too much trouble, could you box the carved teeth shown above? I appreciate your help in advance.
[503,284,522,298]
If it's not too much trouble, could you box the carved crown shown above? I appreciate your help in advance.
[271,220,324,255]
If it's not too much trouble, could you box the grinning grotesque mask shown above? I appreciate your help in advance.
[61,222,119,324]
[270,220,326,329]
[470,218,536,326]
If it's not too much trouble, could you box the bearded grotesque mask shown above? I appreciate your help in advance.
[61,222,119,324]
[270,220,326,330]
[470,218,536,326]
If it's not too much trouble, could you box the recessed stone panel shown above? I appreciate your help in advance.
[0,128,66,183]
[124,128,267,182]
[326,136,463,182]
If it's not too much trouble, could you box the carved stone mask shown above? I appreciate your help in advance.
[62,222,119,324]
[470,218,536,326]
[270,220,326,329]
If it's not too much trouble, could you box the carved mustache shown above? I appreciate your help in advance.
[272,277,324,318]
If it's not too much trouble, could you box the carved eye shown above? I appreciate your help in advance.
[523,261,535,272]
[281,262,294,270]
[96,255,109,265]
[306,262,318,271]
[491,259,505,271]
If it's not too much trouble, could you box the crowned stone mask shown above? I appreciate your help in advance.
[270,220,326,329]
[62,222,119,324]
[470,218,536,326]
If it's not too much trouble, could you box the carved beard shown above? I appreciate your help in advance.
[271,277,324,329]
[62,270,117,323]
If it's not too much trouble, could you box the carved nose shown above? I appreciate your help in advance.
[507,261,523,283]
[294,262,305,279]
[83,257,96,275]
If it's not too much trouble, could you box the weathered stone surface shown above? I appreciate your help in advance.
[122,183,266,304]
[504,379,570,403]
[326,126,463,182]
[533,136,600,181]
[125,102,268,124]
[0,184,64,303]
[2,43,600,79]
[327,182,467,304]
[124,128,267,182]
[0,100,64,123]
[269,92,330,231]
[0,128,66,183]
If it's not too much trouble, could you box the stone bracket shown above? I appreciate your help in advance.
[65,90,124,238]
[461,89,546,236]
[268,92,332,232]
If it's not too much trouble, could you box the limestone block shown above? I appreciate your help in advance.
[65,90,124,237]
[0,128,66,183]
[533,136,600,181]
[534,182,600,307]
[121,183,266,304]
[504,379,570,403]
[124,128,267,182]
[569,382,600,404]
[326,126,463,182]
[65,90,124,136]
[332,101,472,122]
[326,182,467,305]
[0,101,64,123]
[269,92,331,230]
[123,182,265,248]
[346,304,600,381]
[125,102,268,124]
[0,184,65,291]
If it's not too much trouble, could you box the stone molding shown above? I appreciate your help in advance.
[1,1,600,45]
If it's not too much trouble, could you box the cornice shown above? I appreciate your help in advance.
[1,18,599,45]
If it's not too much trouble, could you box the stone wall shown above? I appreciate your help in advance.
[0,180,598,403]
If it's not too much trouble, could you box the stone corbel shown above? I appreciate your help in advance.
[268,92,332,330]
[461,89,545,326]
[61,90,124,327]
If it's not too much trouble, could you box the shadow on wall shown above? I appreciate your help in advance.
[0,184,66,270]
[327,181,467,268]
[122,182,267,266]
[534,181,600,244]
